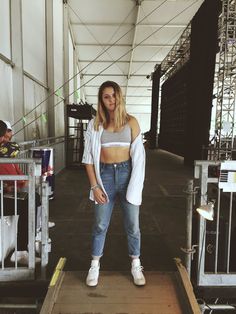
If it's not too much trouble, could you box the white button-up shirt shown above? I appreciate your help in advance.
[82,119,146,206]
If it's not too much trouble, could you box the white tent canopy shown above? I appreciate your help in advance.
[0,0,204,138]
[68,0,204,131]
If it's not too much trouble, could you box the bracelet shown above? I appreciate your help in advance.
[90,184,100,191]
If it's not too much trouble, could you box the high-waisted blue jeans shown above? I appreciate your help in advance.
[91,160,141,258]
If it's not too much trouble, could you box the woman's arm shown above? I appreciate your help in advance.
[85,164,99,187]
[85,164,107,204]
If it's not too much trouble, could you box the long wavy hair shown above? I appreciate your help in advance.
[94,81,130,131]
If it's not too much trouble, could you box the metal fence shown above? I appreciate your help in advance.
[0,158,50,281]
[202,144,236,161]
[18,135,66,175]
[191,160,236,286]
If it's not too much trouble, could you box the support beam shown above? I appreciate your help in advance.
[24,71,49,90]
[149,66,161,149]
[68,21,80,104]
[69,21,86,102]
[86,94,150,98]
[63,2,69,105]
[214,0,236,160]
[73,48,78,103]
[10,0,25,141]
[79,60,160,64]
[86,85,151,88]
[75,43,173,48]
[125,1,141,103]
[63,1,69,166]
[0,53,14,67]
[71,22,187,28]
[83,74,146,77]
[46,0,55,137]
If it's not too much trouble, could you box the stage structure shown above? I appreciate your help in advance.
[214,0,236,160]
[150,0,236,165]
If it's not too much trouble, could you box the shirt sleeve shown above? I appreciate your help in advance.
[82,120,94,164]
[126,133,146,205]
[0,164,26,190]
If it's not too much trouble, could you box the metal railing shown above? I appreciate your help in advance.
[192,160,236,286]
[202,144,236,161]
[18,135,66,175]
[19,135,65,152]
[0,158,50,281]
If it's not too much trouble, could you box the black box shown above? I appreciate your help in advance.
[67,104,96,120]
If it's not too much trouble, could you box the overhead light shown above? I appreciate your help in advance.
[146,72,153,80]
[196,202,214,221]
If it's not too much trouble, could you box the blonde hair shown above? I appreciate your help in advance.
[94,81,130,131]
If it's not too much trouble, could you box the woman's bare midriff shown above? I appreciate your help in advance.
[100,146,130,163]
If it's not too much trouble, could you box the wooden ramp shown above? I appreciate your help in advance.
[40,258,201,314]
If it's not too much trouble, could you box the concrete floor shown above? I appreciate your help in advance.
[3,149,236,314]
[48,148,193,276]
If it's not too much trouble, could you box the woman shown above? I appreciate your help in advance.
[82,81,146,287]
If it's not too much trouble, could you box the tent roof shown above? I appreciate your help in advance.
[68,0,204,123]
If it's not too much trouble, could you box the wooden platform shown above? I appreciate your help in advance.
[40,258,201,314]
[43,271,184,314]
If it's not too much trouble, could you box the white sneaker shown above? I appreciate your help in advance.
[48,221,55,228]
[36,231,51,243]
[10,251,41,265]
[36,221,55,231]
[131,258,146,286]
[35,241,41,254]
[35,238,52,254]
[36,231,42,241]
[86,260,100,287]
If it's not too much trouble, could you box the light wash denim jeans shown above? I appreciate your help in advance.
[91,160,141,258]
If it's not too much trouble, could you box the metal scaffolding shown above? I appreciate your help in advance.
[160,22,191,81]
[214,0,236,160]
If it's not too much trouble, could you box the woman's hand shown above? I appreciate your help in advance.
[93,187,107,204]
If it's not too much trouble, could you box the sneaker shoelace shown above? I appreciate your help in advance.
[88,265,99,276]
[133,265,144,278]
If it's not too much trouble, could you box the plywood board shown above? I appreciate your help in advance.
[62,271,176,288]
[50,271,183,314]
[53,302,183,314]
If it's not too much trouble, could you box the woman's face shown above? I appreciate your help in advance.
[102,87,116,112]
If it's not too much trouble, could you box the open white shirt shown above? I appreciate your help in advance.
[82,119,146,206]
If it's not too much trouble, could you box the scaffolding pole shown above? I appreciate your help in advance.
[214,0,236,160]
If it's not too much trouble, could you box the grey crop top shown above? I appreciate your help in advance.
[101,124,132,148]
